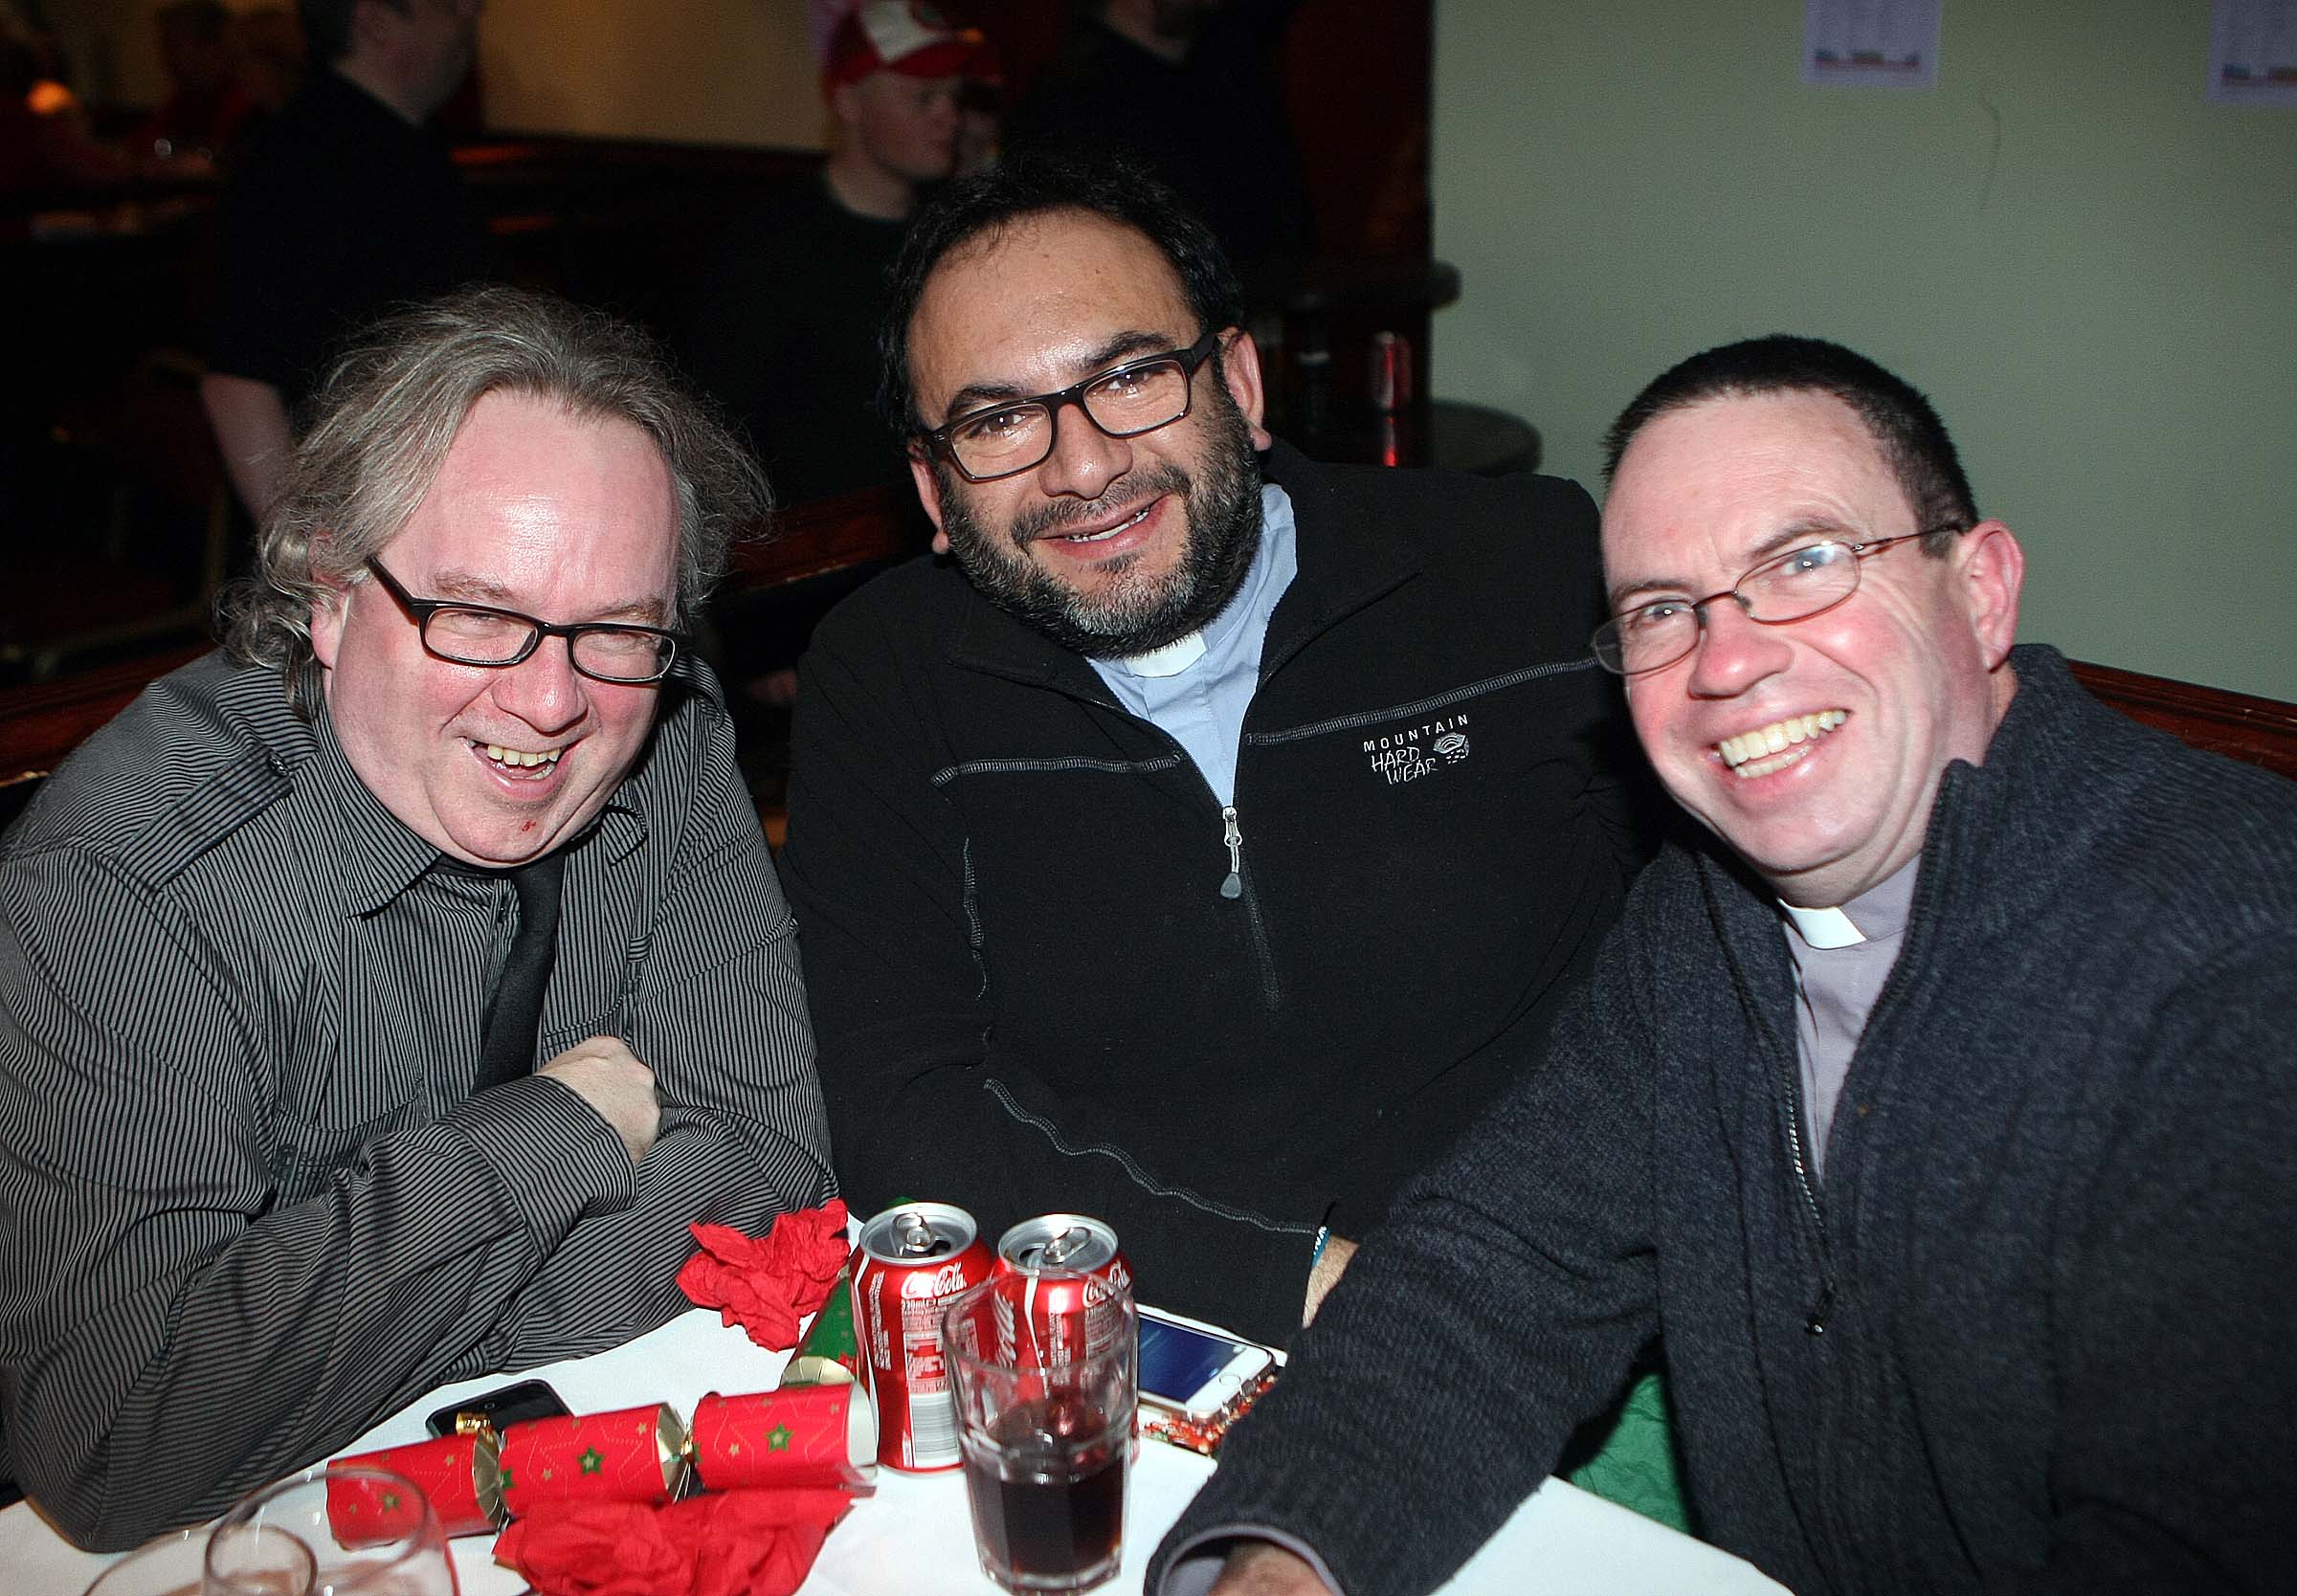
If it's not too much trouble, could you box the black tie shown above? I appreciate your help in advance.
[473,849,567,1093]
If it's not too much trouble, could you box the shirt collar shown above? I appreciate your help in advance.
[305,707,452,915]
[1779,855,1922,950]
[1113,631,1208,677]
[1104,481,1296,682]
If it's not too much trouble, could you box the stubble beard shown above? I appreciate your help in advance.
[936,388,1264,659]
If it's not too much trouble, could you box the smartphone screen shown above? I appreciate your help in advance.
[1139,1314,1273,1419]
[1140,1317,1239,1402]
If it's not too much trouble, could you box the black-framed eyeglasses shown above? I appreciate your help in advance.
[1591,526,1964,676]
[362,558,687,685]
[917,330,1223,483]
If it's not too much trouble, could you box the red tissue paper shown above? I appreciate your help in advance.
[677,1199,851,1351]
[493,1487,859,1596]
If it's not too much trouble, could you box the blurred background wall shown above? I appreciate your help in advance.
[31,0,2297,698]
[1432,0,2297,700]
[54,0,828,148]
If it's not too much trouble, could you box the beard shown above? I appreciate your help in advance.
[936,383,1265,659]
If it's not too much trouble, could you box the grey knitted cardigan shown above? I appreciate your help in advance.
[1151,646,2297,1596]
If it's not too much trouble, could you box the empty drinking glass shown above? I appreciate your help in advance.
[203,1464,456,1596]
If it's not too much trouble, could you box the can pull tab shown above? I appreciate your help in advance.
[1040,1226,1089,1267]
[1219,806,1243,899]
[892,1210,952,1257]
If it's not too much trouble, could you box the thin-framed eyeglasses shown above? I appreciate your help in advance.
[362,558,686,684]
[1591,525,1965,676]
[917,329,1223,483]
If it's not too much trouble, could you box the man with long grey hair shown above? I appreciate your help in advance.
[0,285,834,1550]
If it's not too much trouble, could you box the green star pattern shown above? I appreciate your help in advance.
[579,1447,604,1475]
[768,1425,793,1452]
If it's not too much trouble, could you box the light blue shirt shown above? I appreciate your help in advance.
[1088,483,1298,807]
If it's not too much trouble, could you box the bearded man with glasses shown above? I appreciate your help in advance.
[781,155,1653,1362]
[0,286,833,1550]
[1150,335,2297,1596]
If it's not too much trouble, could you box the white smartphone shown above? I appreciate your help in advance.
[1138,1306,1276,1421]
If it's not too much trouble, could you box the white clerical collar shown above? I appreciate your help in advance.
[1780,902,1866,949]
[1116,631,1208,678]
[1779,857,1923,950]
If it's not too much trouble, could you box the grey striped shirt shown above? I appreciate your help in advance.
[0,652,833,1550]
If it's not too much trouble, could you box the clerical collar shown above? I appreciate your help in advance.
[1114,631,1209,677]
[1779,857,1921,950]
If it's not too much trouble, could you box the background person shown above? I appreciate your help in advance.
[201,0,500,520]
[1004,0,1311,276]
[678,0,979,505]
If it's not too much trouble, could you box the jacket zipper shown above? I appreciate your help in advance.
[1214,802,1280,1007]
[1778,1054,1838,1335]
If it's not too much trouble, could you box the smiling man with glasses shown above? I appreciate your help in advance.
[780,155,1653,1360]
[0,286,832,1549]
[1153,335,2297,1596]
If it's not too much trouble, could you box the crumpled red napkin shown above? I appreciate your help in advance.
[677,1199,851,1351]
[494,1487,859,1596]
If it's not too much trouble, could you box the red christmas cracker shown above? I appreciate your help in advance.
[690,1388,875,1493]
[332,1433,502,1539]
[498,1404,687,1518]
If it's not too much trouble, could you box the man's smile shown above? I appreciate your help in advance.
[471,738,569,785]
[1715,709,1848,778]
[1048,499,1157,544]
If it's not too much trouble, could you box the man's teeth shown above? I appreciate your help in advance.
[484,744,561,768]
[1060,502,1152,543]
[1717,711,1846,776]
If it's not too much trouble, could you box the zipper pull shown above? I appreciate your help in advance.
[1218,806,1243,898]
[1804,1279,1836,1337]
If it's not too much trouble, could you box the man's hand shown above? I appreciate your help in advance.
[1208,1541,1335,1596]
[1303,1234,1357,1325]
[538,1036,659,1164]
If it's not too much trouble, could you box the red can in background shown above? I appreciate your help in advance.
[852,1202,992,1472]
[992,1213,1133,1368]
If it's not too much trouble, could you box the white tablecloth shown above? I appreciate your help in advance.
[1,1309,1787,1595]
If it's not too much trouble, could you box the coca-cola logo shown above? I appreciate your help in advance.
[928,1259,970,1295]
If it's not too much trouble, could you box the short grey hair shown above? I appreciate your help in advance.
[222,285,769,694]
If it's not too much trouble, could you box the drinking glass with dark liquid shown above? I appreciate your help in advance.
[941,1268,1138,1593]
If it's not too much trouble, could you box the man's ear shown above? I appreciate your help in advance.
[1953,521,2024,670]
[908,449,952,556]
[829,78,862,136]
[309,550,349,670]
[1216,327,1272,451]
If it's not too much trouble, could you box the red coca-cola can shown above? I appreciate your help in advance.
[852,1201,993,1471]
[992,1213,1133,1367]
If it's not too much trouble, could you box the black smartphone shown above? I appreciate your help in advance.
[424,1377,569,1438]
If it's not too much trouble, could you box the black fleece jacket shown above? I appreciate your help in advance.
[781,441,1647,1348]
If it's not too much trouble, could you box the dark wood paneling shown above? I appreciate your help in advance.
[2070,659,2297,783]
